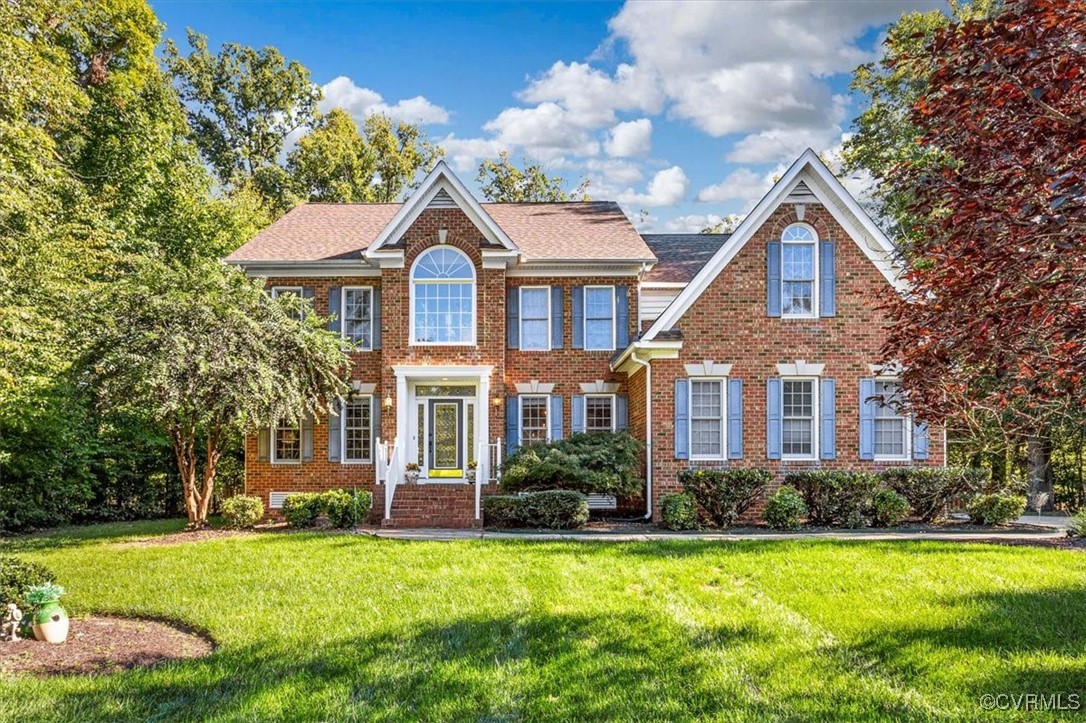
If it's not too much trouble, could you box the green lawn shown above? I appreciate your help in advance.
[2,522,1086,721]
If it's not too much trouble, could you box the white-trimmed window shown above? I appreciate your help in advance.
[271,286,304,321]
[584,286,616,351]
[341,287,373,348]
[519,395,549,446]
[690,379,726,459]
[782,378,817,459]
[520,287,550,351]
[585,395,615,433]
[342,397,373,464]
[874,380,909,460]
[411,246,475,345]
[781,224,817,317]
[272,420,302,464]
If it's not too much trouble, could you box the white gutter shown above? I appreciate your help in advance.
[629,351,653,520]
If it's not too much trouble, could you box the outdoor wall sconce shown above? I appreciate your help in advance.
[383,395,393,408]
[492,396,502,407]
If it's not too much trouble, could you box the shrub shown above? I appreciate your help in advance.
[483,490,589,529]
[967,493,1027,526]
[501,432,643,497]
[323,489,373,529]
[787,471,880,528]
[660,493,698,530]
[764,486,807,531]
[872,489,910,527]
[1068,510,1086,538]
[0,556,55,610]
[679,468,770,527]
[282,493,323,528]
[881,467,989,522]
[221,495,264,529]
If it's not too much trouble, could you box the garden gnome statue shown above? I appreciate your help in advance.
[2,603,22,642]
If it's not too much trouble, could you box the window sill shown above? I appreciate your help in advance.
[409,342,477,347]
[270,460,302,466]
[340,460,374,466]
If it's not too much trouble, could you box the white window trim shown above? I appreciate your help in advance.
[340,286,374,351]
[584,393,617,433]
[518,286,551,352]
[270,286,303,298]
[781,223,819,319]
[340,396,374,465]
[584,285,617,351]
[689,377,728,462]
[872,377,912,462]
[270,421,302,465]
[781,376,819,461]
[408,245,477,347]
[518,394,551,445]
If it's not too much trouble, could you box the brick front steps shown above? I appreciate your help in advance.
[372,483,498,528]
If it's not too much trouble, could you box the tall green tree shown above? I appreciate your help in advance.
[363,114,445,202]
[85,261,351,528]
[476,151,590,202]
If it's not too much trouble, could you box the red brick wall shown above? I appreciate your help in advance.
[648,203,945,520]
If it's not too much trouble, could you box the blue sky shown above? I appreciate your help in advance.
[152,0,941,231]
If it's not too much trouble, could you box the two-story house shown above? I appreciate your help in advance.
[225,149,943,527]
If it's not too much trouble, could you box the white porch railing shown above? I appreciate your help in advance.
[377,437,401,520]
[488,437,502,483]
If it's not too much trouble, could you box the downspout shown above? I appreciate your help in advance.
[629,350,653,519]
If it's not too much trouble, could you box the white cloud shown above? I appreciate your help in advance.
[482,102,600,159]
[439,134,507,173]
[321,76,450,126]
[519,61,663,128]
[604,118,652,157]
[618,165,689,207]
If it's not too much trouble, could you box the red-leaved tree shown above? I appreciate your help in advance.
[882,0,1086,499]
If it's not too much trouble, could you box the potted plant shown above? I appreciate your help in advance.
[27,582,68,644]
[465,460,478,484]
[404,462,420,484]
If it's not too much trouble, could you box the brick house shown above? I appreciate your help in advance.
[225,149,943,527]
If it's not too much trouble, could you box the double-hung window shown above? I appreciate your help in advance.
[271,286,304,321]
[519,395,549,446]
[690,379,725,459]
[342,398,373,464]
[584,286,616,351]
[781,224,817,317]
[874,380,908,459]
[585,395,615,433]
[520,287,550,351]
[781,378,816,459]
[341,287,373,349]
[272,419,302,464]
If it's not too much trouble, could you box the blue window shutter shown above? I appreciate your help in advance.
[301,415,313,462]
[328,401,341,462]
[766,379,782,460]
[328,287,341,334]
[505,397,519,455]
[727,378,743,460]
[913,421,930,460]
[572,395,586,434]
[550,395,564,441]
[507,287,520,349]
[616,285,630,348]
[820,378,836,460]
[572,286,584,349]
[859,378,876,460]
[372,288,381,349]
[767,242,782,317]
[257,429,270,462]
[371,396,381,456]
[551,286,564,349]
[820,241,836,317]
[615,395,629,431]
[674,379,689,460]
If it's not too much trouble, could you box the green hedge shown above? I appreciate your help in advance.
[221,495,264,529]
[787,471,880,528]
[501,432,643,497]
[871,489,910,527]
[483,490,589,529]
[0,556,55,610]
[881,467,989,522]
[967,493,1026,525]
[679,468,771,527]
[323,489,373,529]
[764,486,807,531]
[660,492,698,530]
[282,493,324,528]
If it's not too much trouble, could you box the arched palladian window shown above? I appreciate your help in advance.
[411,246,476,344]
[780,223,818,317]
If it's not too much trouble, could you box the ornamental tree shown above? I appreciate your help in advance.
[476,151,590,202]
[85,260,350,528]
[879,0,1086,497]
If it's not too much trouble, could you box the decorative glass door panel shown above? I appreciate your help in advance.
[428,400,463,475]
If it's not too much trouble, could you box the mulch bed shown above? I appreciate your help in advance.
[0,616,214,677]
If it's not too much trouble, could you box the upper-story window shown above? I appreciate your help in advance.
[520,287,550,351]
[584,286,616,351]
[342,287,373,348]
[781,224,817,317]
[411,246,475,345]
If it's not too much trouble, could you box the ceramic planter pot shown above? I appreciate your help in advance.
[465,469,477,484]
[404,470,420,484]
[32,601,68,644]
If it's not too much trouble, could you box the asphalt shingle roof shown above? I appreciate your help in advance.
[640,233,731,283]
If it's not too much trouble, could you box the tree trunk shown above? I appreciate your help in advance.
[1026,432,1054,511]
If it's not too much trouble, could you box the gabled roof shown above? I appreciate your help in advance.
[225,204,399,262]
[487,202,655,263]
[641,234,731,283]
[641,149,905,342]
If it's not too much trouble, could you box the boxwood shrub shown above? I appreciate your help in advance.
[483,490,589,529]
[221,495,264,529]
[881,467,989,522]
[501,432,643,497]
[967,493,1027,526]
[787,471,880,528]
[679,468,771,527]
[323,489,373,529]
[764,486,807,531]
[871,489,910,527]
[282,493,323,528]
[660,492,698,530]
[0,556,55,610]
